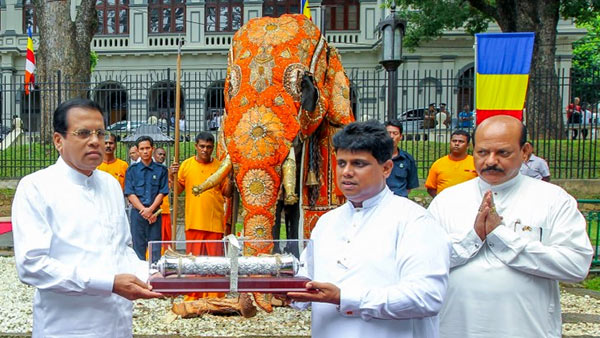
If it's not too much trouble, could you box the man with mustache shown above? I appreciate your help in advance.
[12,98,162,337]
[288,121,450,338]
[428,115,593,338]
[98,133,129,191]
[125,136,169,262]
[425,130,478,197]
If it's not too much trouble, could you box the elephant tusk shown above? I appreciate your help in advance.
[282,147,299,205]
[192,154,233,196]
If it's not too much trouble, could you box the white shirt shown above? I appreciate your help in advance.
[520,154,550,180]
[12,157,149,338]
[428,174,593,338]
[298,187,450,338]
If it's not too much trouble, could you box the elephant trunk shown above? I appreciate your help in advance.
[192,154,233,196]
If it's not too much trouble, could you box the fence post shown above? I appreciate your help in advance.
[57,70,62,104]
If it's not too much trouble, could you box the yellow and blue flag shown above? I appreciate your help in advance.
[301,0,311,20]
[475,32,534,124]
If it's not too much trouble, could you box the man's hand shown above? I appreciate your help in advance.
[474,191,492,240]
[113,274,163,300]
[140,207,153,219]
[474,191,503,240]
[287,281,340,305]
[169,163,180,178]
[485,193,503,235]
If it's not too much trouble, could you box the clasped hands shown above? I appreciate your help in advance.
[474,190,503,241]
[139,207,158,223]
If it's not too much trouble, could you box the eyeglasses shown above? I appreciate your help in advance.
[70,129,107,140]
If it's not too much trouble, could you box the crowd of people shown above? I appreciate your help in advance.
[9,98,594,338]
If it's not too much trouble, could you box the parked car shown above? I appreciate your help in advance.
[398,108,428,122]
[107,121,143,133]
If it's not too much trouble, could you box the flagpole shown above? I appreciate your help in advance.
[172,36,183,241]
[28,88,31,159]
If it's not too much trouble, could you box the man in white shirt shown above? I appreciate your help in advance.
[428,115,593,338]
[520,140,551,181]
[288,120,450,338]
[12,98,162,338]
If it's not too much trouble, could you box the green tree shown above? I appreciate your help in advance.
[572,15,600,106]
[386,0,599,137]
[33,0,97,141]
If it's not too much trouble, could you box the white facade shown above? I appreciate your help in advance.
[0,0,586,129]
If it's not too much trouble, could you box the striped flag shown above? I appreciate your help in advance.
[25,26,35,95]
[301,0,311,20]
[475,32,535,124]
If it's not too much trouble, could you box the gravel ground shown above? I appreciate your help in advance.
[0,256,598,336]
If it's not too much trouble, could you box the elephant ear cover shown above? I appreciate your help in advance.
[300,72,319,113]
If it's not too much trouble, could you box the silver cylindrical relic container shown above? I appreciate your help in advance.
[151,254,300,277]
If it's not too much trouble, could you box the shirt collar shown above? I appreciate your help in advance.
[56,156,96,188]
[347,185,390,211]
[478,172,522,195]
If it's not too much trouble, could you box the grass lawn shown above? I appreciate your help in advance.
[2,138,600,179]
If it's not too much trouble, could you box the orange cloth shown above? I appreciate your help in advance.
[160,194,171,242]
[184,229,225,300]
[97,159,128,190]
[177,157,225,233]
[161,214,171,242]
[425,155,478,194]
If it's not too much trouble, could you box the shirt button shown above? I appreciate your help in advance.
[347,240,351,244]
[474,244,479,248]
[489,243,495,248]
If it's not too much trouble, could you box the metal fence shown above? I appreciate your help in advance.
[0,67,599,179]
[579,199,600,266]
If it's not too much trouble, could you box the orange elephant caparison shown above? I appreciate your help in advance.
[195,14,354,255]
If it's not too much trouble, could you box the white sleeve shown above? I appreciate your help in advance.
[289,242,313,311]
[12,178,113,296]
[338,214,450,320]
[486,195,593,282]
[428,197,484,268]
[539,159,551,178]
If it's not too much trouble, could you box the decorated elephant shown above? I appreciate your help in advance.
[194,14,354,255]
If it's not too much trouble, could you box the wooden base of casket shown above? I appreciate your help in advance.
[150,276,312,294]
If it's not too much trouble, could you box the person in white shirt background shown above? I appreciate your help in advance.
[428,115,593,338]
[287,120,450,338]
[520,140,551,182]
[12,98,163,337]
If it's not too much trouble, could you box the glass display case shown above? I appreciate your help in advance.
[148,238,313,294]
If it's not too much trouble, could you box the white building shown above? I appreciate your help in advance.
[0,0,585,132]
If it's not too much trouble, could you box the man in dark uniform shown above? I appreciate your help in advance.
[124,136,168,262]
[384,120,419,197]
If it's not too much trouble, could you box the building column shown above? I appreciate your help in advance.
[187,0,204,45]
[244,1,262,23]
[129,0,148,48]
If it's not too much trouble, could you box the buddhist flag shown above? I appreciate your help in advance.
[475,32,534,124]
[301,0,311,20]
[25,26,35,95]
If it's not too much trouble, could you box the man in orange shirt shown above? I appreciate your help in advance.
[97,133,128,190]
[425,130,478,197]
[170,132,232,255]
[170,132,231,299]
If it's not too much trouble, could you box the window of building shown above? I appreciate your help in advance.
[205,0,243,32]
[262,0,299,18]
[23,0,37,33]
[149,0,186,33]
[322,0,359,31]
[96,0,129,35]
